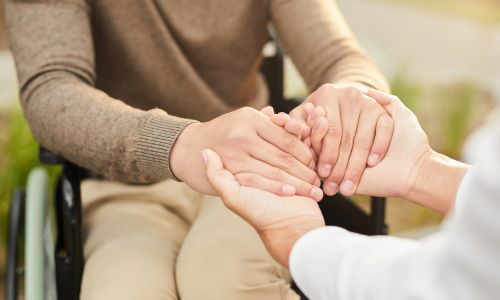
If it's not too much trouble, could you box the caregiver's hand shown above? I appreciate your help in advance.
[170,107,323,201]
[356,90,469,213]
[203,148,325,267]
[289,84,394,196]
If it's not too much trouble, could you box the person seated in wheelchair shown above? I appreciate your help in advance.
[6,0,393,299]
[208,90,500,300]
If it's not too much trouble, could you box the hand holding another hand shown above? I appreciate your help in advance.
[170,107,324,200]
[287,84,394,196]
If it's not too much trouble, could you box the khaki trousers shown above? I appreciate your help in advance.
[79,179,299,300]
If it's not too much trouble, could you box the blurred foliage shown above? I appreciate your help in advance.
[0,105,60,246]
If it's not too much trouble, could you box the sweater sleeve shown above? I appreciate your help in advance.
[270,0,389,92]
[6,0,196,183]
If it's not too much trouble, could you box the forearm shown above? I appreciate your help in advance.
[290,226,424,300]
[408,150,470,214]
[23,72,195,183]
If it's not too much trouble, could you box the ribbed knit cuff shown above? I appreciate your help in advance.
[136,110,197,182]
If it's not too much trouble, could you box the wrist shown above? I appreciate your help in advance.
[261,218,324,267]
[407,150,470,213]
[170,122,202,181]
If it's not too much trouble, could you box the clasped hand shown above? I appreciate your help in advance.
[171,84,395,199]
[203,89,432,266]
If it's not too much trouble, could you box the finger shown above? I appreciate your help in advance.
[270,112,289,127]
[284,117,303,137]
[317,102,342,178]
[366,89,396,116]
[290,102,314,138]
[268,111,302,137]
[340,109,382,196]
[367,114,394,166]
[235,173,296,196]
[257,121,315,167]
[307,106,326,129]
[323,104,361,196]
[311,116,328,156]
[202,149,240,200]
[236,157,324,201]
[248,138,319,186]
[300,102,315,120]
[260,106,275,118]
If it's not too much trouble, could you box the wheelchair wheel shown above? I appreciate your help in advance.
[25,168,56,300]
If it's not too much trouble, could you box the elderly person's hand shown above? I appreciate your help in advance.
[171,107,323,200]
[205,90,469,270]
[289,84,394,196]
[202,148,325,267]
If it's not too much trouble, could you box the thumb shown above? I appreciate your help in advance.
[366,89,398,116]
[367,89,413,119]
[202,149,240,201]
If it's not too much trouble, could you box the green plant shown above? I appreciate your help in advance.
[390,72,423,112]
[0,105,60,246]
[436,83,476,157]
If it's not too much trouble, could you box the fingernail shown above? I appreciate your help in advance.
[319,163,332,177]
[201,150,208,164]
[340,180,355,196]
[310,187,324,201]
[282,184,296,196]
[323,182,338,196]
[367,154,380,166]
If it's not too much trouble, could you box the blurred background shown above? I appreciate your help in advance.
[0,0,499,293]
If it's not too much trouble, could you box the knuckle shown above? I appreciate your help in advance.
[317,83,336,99]
[277,152,295,171]
[327,123,342,137]
[239,174,258,187]
[283,136,298,149]
[340,131,354,151]
[226,131,249,149]
[354,136,372,151]
[271,168,284,181]
[237,106,258,119]
[343,86,361,100]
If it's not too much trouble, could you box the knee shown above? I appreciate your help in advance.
[81,237,178,300]
[176,237,295,300]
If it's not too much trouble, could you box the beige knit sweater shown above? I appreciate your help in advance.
[6,0,388,183]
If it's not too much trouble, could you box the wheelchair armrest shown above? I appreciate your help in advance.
[39,146,65,165]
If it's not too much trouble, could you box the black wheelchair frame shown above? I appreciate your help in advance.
[6,42,387,300]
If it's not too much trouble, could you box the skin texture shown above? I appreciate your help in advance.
[289,84,394,197]
[170,107,324,201]
[202,148,325,267]
[205,89,469,267]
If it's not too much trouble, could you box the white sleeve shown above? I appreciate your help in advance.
[290,129,500,300]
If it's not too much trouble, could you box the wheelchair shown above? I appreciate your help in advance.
[5,39,388,300]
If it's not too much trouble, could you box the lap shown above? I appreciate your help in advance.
[176,195,299,300]
[80,179,202,300]
[79,179,297,300]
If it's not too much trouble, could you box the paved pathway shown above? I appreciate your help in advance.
[337,0,500,99]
